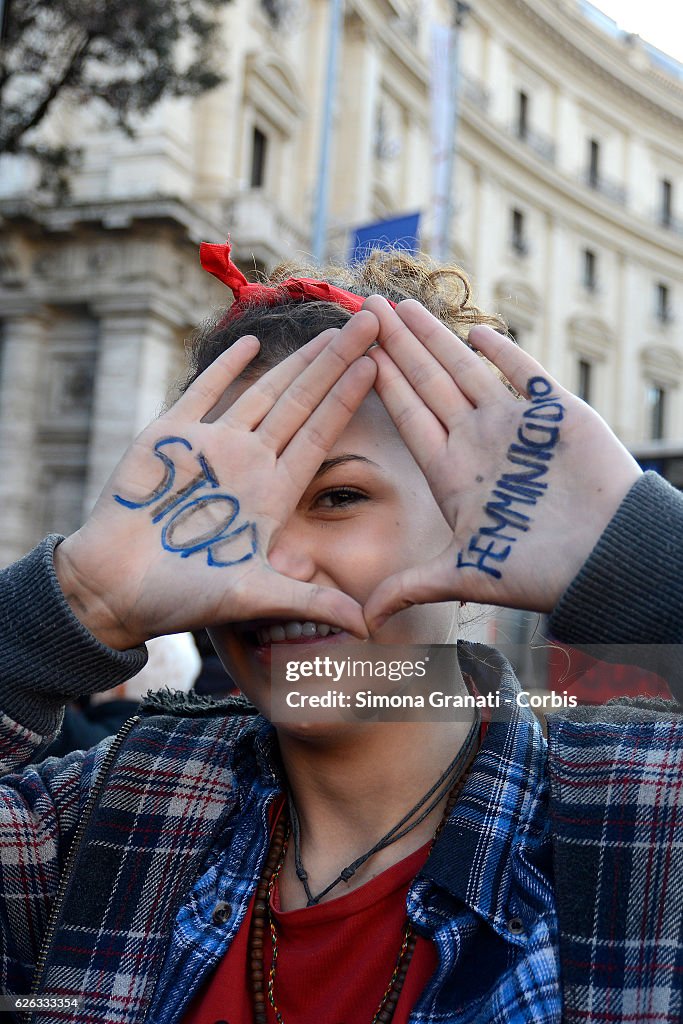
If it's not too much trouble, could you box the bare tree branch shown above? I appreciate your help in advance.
[2,31,93,152]
[0,0,232,192]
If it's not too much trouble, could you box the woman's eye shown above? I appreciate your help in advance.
[314,488,368,510]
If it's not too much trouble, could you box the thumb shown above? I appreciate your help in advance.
[363,555,463,634]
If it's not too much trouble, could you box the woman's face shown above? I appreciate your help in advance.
[209,386,457,717]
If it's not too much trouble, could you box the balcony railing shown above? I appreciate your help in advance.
[653,210,683,235]
[583,278,600,295]
[510,236,530,258]
[460,73,490,113]
[515,126,556,164]
[582,170,628,206]
[222,190,309,261]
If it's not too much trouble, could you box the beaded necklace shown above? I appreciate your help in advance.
[247,723,479,1024]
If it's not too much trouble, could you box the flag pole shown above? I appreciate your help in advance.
[435,1,469,261]
[312,0,344,263]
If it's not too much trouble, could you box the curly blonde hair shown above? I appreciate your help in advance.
[181,247,506,391]
[270,249,504,337]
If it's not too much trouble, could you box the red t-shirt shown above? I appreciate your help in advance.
[183,840,436,1024]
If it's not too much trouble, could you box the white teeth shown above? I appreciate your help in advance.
[254,621,342,644]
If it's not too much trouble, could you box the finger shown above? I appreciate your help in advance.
[363,553,463,634]
[227,329,338,428]
[256,310,379,450]
[468,324,565,399]
[174,335,261,420]
[363,297,473,423]
[257,575,369,639]
[391,299,512,406]
[279,356,377,478]
[369,347,447,466]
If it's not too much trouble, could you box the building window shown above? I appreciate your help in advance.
[250,126,268,188]
[582,248,597,291]
[656,283,671,323]
[647,384,667,440]
[588,138,600,188]
[511,208,528,255]
[577,359,592,404]
[517,91,528,140]
[660,179,672,227]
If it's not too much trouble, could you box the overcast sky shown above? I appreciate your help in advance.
[593,1,683,63]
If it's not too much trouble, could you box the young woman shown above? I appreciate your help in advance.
[1,242,682,1024]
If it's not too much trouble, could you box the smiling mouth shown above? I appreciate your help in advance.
[248,621,344,646]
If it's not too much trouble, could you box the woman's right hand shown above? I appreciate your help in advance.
[54,314,379,649]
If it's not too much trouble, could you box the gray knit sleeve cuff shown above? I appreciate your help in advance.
[548,472,683,645]
[0,535,148,734]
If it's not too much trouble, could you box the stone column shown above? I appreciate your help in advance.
[0,307,49,565]
[84,304,182,515]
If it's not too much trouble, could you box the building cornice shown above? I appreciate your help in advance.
[346,0,429,97]
[460,99,683,266]
[348,0,683,135]
[0,196,225,247]
[0,198,232,324]
[487,0,683,131]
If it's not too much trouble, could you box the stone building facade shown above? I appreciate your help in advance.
[0,0,682,565]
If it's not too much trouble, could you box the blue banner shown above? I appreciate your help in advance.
[349,213,420,262]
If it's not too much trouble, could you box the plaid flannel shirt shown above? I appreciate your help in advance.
[1,645,682,1024]
[546,701,683,1023]
[149,644,560,1024]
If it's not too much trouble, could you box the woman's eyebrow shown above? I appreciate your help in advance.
[313,454,379,479]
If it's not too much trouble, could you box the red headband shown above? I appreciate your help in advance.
[199,239,396,321]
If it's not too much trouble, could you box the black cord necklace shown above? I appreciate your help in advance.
[247,717,481,1024]
[287,713,480,907]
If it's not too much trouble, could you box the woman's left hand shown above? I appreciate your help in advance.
[361,297,641,633]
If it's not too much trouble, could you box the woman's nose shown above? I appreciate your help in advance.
[267,524,318,582]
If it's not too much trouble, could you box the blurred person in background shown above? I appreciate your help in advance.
[39,633,201,759]
[192,628,239,699]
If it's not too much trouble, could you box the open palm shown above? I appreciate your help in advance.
[56,315,379,649]
[361,298,641,632]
